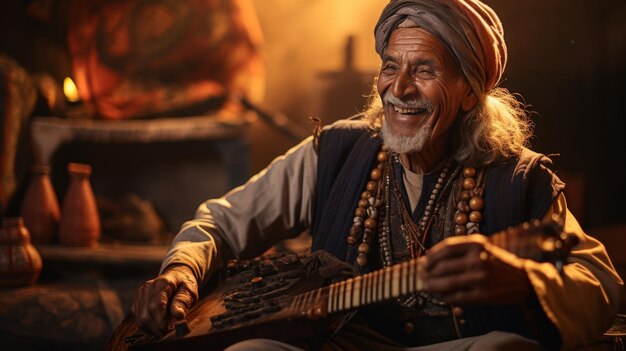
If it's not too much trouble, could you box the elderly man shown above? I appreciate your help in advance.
[131,0,623,350]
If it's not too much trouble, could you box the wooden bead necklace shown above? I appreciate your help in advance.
[348,145,485,269]
[347,146,485,323]
[453,167,484,235]
[347,145,388,267]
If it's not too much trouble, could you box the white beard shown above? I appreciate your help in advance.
[381,119,432,154]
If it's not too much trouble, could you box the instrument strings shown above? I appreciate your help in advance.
[231,222,550,319]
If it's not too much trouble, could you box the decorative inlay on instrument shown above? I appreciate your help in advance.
[108,219,578,351]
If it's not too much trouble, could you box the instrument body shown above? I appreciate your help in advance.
[108,220,577,351]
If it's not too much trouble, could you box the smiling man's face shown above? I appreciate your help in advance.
[377,27,472,154]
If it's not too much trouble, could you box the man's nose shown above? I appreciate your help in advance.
[390,70,417,98]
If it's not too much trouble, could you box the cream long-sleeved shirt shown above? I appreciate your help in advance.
[160,135,622,349]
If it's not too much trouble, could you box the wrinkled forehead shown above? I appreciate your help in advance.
[386,26,442,48]
[384,27,460,69]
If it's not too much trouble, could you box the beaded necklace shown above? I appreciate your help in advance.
[454,167,485,235]
[386,156,457,264]
[347,145,388,267]
[347,145,483,269]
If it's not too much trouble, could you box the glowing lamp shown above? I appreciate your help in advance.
[63,77,80,103]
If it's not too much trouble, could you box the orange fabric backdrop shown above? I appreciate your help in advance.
[67,0,264,119]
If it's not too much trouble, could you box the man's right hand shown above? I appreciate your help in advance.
[131,264,199,336]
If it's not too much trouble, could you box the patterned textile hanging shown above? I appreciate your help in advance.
[66,0,265,119]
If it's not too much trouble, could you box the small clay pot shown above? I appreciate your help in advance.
[0,217,43,288]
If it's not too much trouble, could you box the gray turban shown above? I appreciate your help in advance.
[375,0,507,93]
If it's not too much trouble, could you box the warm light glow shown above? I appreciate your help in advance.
[63,77,80,102]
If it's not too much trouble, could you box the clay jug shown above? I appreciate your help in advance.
[59,163,100,247]
[0,217,43,288]
[20,164,61,244]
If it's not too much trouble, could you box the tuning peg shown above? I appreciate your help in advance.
[549,214,565,228]
[563,232,580,248]
[555,260,564,274]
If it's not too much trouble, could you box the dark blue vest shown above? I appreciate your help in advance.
[310,120,565,349]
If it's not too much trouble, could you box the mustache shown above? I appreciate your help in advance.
[382,90,433,112]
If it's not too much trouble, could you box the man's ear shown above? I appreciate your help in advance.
[461,88,478,112]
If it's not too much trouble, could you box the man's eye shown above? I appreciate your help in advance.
[416,69,435,78]
[382,64,398,72]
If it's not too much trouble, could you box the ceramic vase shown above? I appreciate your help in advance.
[20,164,61,244]
[59,163,100,247]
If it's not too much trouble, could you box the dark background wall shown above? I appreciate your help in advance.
[485,0,626,228]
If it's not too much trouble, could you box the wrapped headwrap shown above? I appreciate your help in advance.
[375,0,506,94]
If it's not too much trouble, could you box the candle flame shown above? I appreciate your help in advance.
[63,77,80,102]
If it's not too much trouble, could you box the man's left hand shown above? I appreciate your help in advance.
[420,234,532,305]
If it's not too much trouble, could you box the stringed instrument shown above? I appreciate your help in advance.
[108,219,578,351]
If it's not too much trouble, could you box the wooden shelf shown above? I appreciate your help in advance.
[31,114,248,163]
[38,243,169,267]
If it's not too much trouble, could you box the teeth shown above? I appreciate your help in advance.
[393,105,423,114]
